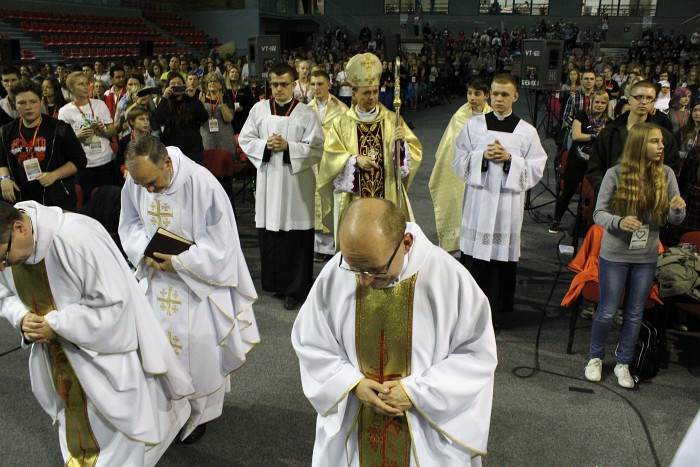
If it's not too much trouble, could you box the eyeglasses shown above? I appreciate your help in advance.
[270,82,291,88]
[630,95,655,103]
[338,235,404,280]
[1,229,13,267]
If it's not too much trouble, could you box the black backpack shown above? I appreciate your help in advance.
[630,320,660,383]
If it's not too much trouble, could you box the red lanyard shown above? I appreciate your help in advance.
[272,99,296,117]
[209,98,220,114]
[19,116,42,151]
[675,108,687,128]
[73,99,95,124]
[231,89,238,104]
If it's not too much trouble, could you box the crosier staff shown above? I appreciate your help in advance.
[393,56,402,210]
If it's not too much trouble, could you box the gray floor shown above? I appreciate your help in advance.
[0,94,698,466]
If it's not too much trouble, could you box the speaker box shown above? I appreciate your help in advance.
[139,41,154,58]
[519,40,564,91]
[247,35,281,80]
[0,39,21,62]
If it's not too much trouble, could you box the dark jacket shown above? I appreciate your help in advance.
[155,95,208,154]
[586,110,679,196]
[0,116,87,211]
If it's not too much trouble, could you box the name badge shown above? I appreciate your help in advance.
[23,158,42,181]
[629,225,649,250]
[90,138,102,155]
[208,118,219,133]
[411,76,416,83]
[381,86,386,92]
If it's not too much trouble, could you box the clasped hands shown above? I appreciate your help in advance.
[266,134,289,152]
[21,312,56,344]
[483,139,511,163]
[357,127,406,171]
[354,378,412,417]
[145,253,176,272]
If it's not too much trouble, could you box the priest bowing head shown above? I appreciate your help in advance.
[338,198,413,289]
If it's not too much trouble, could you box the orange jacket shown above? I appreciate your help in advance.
[561,224,664,307]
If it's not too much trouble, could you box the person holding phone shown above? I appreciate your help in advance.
[154,72,208,165]
[58,71,120,204]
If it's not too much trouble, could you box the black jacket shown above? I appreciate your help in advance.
[586,111,679,196]
[0,116,87,210]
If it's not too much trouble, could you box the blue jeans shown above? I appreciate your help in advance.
[589,257,656,364]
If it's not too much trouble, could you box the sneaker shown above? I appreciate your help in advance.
[614,363,635,388]
[614,309,623,326]
[585,358,602,382]
[580,304,596,320]
[548,220,561,234]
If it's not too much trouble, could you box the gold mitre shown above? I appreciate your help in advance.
[346,53,382,88]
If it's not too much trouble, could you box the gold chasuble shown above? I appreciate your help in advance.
[357,122,385,198]
[355,273,418,466]
[13,262,99,466]
[318,105,422,238]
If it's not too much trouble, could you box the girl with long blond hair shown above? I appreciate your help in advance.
[585,122,686,389]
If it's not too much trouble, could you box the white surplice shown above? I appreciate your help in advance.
[119,147,259,436]
[452,113,547,262]
[291,223,497,466]
[238,99,324,231]
[0,202,194,466]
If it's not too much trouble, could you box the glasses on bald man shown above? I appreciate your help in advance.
[338,235,404,280]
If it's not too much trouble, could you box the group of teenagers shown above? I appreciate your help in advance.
[549,64,693,386]
[0,45,694,466]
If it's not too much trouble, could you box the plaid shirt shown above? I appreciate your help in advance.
[562,90,593,128]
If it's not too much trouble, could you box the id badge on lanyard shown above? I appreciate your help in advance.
[90,138,102,154]
[629,225,649,249]
[23,158,42,181]
[208,118,219,132]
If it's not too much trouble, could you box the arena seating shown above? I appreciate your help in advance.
[0,7,219,60]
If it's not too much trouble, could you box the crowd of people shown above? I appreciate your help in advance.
[0,15,698,466]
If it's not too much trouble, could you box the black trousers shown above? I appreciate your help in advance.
[554,161,586,222]
[461,254,517,315]
[76,161,121,205]
[258,228,314,301]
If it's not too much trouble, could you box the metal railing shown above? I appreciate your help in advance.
[478,2,549,16]
[385,1,449,15]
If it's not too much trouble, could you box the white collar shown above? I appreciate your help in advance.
[355,106,378,121]
[493,110,513,120]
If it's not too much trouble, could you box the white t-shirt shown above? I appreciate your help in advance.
[58,99,114,168]
[334,71,352,97]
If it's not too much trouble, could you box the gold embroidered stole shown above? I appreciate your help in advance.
[355,273,417,467]
[13,261,100,467]
[357,122,385,198]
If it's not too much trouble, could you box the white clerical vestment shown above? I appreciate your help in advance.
[291,223,497,466]
[452,112,547,262]
[238,99,324,231]
[0,202,194,467]
[119,147,259,435]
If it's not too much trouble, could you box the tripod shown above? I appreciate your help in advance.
[523,88,559,211]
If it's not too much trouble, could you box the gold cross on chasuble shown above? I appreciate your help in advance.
[12,262,99,467]
[355,273,417,467]
[158,286,181,316]
[148,199,173,228]
[357,122,385,199]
